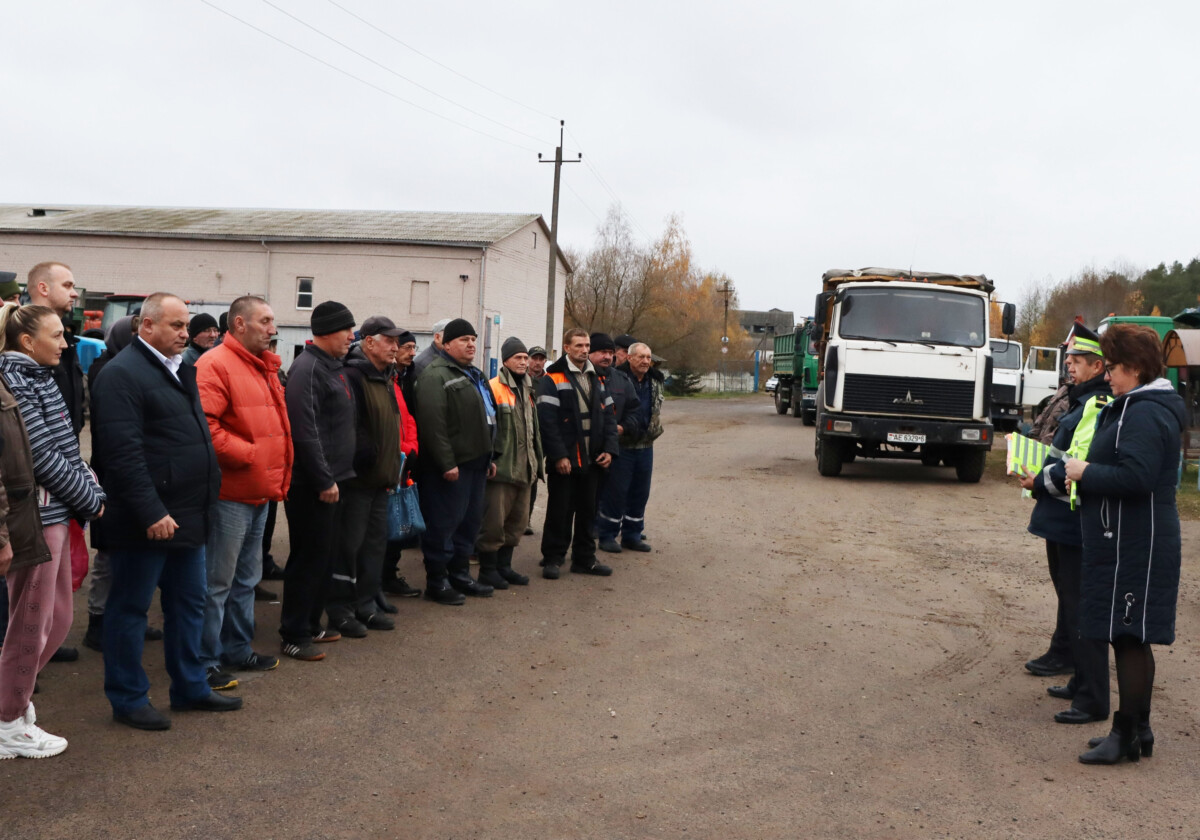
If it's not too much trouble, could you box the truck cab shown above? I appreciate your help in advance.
[989,338,1023,431]
[812,268,1014,482]
[772,320,819,425]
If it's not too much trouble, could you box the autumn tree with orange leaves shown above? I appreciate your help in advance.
[564,208,749,370]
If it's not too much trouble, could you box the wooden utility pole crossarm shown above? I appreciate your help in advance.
[539,120,581,351]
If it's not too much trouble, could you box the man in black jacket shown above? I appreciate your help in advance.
[327,316,404,636]
[537,328,619,578]
[280,301,357,660]
[92,293,236,731]
[588,332,640,554]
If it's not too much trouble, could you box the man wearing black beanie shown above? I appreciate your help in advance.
[183,312,219,366]
[413,318,499,604]
[279,300,357,660]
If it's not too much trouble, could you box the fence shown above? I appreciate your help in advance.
[696,360,760,393]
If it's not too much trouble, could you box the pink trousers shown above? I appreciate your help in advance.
[0,524,72,722]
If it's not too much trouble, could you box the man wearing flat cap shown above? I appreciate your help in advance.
[325,316,407,636]
[413,317,453,376]
[613,334,636,367]
[476,337,543,588]
[414,318,498,605]
[279,301,357,661]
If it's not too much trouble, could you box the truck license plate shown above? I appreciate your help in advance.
[887,432,926,444]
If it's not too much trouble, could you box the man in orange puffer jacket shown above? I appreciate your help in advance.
[194,296,293,690]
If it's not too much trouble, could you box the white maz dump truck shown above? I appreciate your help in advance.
[811,268,1015,482]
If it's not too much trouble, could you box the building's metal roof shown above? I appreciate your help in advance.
[737,308,795,333]
[0,204,545,247]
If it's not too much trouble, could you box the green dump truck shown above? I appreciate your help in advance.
[772,320,819,425]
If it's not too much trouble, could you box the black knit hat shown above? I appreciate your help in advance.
[395,330,416,346]
[311,300,355,336]
[188,312,219,341]
[501,336,528,361]
[442,318,476,344]
[589,332,616,352]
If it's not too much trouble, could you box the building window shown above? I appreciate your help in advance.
[296,277,313,310]
[410,280,429,315]
[533,232,538,250]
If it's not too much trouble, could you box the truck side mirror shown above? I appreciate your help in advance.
[1002,302,1016,336]
[814,292,828,325]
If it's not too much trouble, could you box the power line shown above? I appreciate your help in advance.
[565,127,654,242]
[197,0,541,154]
[564,181,603,225]
[322,0,559,122]
[254,0,552,146]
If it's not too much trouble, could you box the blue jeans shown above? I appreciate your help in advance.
[201,500,268,669]
[596,447,654,542]
[103,546,209,714]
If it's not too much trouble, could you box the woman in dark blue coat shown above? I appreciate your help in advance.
[1065,324,1187,765]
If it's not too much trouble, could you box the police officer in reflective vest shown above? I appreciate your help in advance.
[1019,323,1112,724]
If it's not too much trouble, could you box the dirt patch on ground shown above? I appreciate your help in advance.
[7,396,1200,838]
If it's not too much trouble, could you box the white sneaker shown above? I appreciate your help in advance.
[0,715,67,759]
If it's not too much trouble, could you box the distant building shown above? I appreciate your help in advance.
[0,204,570,372]
[737,308,794,352]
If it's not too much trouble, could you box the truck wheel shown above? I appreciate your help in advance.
[792,394,803,418]
[816,435,843,477]
[955,450,987,483]
[774,389,788,414]
[802,408,816,427]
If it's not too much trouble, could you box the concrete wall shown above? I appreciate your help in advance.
[0,227,568,370]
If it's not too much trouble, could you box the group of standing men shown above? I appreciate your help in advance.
[0,261,665,739]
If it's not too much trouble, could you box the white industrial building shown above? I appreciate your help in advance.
[0,204,570,373]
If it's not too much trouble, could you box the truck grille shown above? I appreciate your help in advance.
[991,383,1017,404]
[842,373,975,419]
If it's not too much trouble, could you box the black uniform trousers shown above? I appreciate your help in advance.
[541,466,602,566]
[1045,540,1075,666]
[1048,539,1110,717]
[280,473,342,645]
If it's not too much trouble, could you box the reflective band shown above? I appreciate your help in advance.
[1071,336,1103,357]
[537,395,560,406]
[443,376,468,390]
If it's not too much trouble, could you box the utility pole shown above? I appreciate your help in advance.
[720,279,732,391]
[539,120,581,352]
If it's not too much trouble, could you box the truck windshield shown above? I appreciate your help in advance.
[838,288,986,347]
[989,340,1021,369]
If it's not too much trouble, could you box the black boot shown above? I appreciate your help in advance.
[1089,710,1154,757]
[496,546,529,586]
[1079,711,1141,765]
[83,613,104,652]
[476,551,508,589]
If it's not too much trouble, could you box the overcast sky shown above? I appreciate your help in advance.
[3,1,1198,316]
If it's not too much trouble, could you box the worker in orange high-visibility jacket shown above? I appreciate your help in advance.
[535,328,618,579]
[475,337,544,589]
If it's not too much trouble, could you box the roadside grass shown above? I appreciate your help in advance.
[988,448,1200,522]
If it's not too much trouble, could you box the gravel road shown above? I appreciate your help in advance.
[6,396,1200,839]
